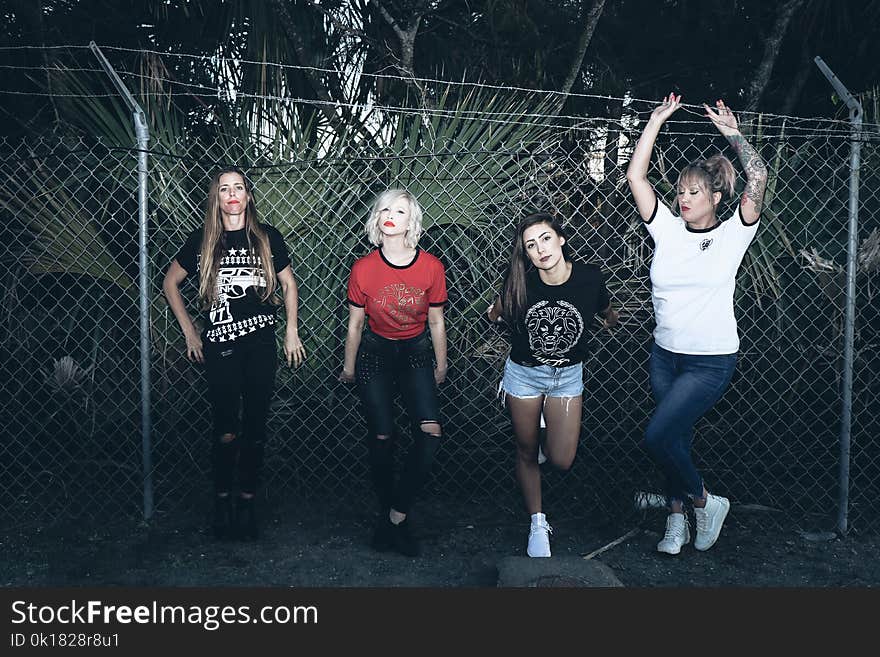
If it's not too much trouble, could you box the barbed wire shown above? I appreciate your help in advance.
[99,45,871,129]
[1,46,878,141]
[2,43,871,130]
[2,83,877,147]
[0,64,106,73]
[0,45,91,50]
[0,142,617,169]
[0,61,623,131]
[0,90,119,98]
[1,84,874,140]
[3,135,875,177]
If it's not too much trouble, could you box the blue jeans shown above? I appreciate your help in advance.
[644,342,737,505]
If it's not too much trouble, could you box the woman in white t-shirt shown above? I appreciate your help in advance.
[626,94,768,556]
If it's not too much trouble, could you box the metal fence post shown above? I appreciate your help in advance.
[89,42,154,521]
[814,56,863,536]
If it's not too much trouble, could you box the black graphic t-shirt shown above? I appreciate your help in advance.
[505,261,610,367]
[174,225,291,343]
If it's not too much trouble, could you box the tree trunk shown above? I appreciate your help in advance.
[373,0,431,105]
[744,0,806,114]
[559,0,607,108]
[597,99,624,262]
[781,45,814,116]
[268,0,350,133]
[9,0,59,128]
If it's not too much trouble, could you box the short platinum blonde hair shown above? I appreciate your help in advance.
[365,188,424,248]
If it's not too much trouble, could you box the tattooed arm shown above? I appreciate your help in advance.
[704,100,768,225]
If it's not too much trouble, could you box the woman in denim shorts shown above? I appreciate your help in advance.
[487,213,618,557]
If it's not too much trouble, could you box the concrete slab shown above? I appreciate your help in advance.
[496,556,624,588]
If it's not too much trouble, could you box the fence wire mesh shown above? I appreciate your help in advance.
[1,106,878,534]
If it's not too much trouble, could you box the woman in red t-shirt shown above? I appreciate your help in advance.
[339,189,448,557]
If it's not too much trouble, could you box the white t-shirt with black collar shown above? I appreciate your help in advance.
[645,199,758,355]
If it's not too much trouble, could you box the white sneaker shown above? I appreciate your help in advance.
[634,491,667,510]
[527,513,552,557]
[694,493,730,551]
[657,513,690,555]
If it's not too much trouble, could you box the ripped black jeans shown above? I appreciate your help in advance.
[355,329,442,515]
[203,330,277,495]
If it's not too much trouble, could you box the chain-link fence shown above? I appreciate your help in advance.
[2,105,878,534]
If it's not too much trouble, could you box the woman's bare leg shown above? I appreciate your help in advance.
[542,395,583,470]
[508,395,545,514]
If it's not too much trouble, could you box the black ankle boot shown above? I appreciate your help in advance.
[391,518,420,557]
[235,496,259,540]
[212,495,234,540]
[371,513,394,552]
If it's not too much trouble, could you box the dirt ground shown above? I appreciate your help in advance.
[3,492,879,588]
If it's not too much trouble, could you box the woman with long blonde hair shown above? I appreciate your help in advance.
[163,166,305,540]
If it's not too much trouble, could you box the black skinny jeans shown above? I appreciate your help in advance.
[355,329,442,515]
[203,330,277,495]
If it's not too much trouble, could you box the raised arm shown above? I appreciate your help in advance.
[704,100,768,225]
[626,93,682,221]
[278,265,305,367]
[162,259,204,363]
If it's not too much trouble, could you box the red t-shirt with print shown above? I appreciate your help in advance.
[347,248,448,340]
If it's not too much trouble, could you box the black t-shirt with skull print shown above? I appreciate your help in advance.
[174,224,291,344]
[506,261,610,367]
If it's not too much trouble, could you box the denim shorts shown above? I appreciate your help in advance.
[500,357,584,399]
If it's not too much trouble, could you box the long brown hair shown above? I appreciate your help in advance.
[197,166,279,306]
[501,212,572,329]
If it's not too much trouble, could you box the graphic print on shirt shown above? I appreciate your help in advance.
[699,238,713,251]
[525,299,584,366]
[203,247,275,342]
[375,282,427,325]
